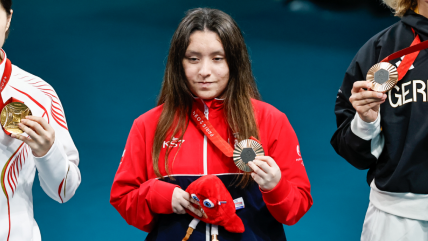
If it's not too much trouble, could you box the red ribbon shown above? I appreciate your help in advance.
[380,29,424,81]
[0,58,12,110]
[191,105,234,157]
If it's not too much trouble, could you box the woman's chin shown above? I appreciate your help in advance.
[194,92,218,100]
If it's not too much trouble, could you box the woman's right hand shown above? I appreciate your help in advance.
[349,81,387,123]
[171,187,203,218]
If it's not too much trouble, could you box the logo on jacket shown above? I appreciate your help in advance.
[119,149,125,165]
[395,56,415,70]
[388,79,427,108]
[296,145,304,166]
[163,137,185,148]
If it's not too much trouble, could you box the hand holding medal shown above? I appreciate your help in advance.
[248,156,281,191]
[350,29,428,123]
[9,115,55,158]
[233,139,281,191]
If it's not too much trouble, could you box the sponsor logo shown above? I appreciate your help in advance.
[296,145,304,166]
[163,137,185,148]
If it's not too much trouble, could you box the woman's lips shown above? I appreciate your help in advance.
[197,82,214,88]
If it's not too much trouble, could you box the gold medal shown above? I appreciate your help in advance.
[233,139,264,172]
[1,102,32,134]
[367,62,398,92]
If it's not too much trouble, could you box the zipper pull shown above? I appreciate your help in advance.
[204,105,209,118]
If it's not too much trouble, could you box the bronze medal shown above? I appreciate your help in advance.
[1,102,32,134]
[366,62,398,92]
[233,139,264,172]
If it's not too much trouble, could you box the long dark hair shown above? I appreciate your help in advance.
[153,8,261,187]
[1,0,12,37]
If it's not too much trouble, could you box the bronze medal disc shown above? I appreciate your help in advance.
[233,139,265,172]
[366,62,398,92]
[1,102,32,134]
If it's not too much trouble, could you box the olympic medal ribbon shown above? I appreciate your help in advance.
[191,106,234,158]
[380,30,424,81]
[0,58,12,110]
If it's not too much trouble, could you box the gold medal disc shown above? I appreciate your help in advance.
[233,139,265,172]
[366,62,398,92]
[1,102,32,134]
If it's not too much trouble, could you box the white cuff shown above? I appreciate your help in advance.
[34,139,68,198]
[351,113,381,141]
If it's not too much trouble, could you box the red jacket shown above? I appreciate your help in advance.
[110,98,312,240]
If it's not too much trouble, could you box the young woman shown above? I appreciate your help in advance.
[0,1,81,240]
[332,0,428,240]
[110,8,312,241]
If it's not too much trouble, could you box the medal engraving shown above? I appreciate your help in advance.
[233,139,264,172]
[374,69,389,84]
[1,102,32,134]
[241,148,256,163]
[366,62,398,92]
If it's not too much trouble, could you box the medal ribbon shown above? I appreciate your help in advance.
[380,29,424,81]
[191,105,234,158]
[0,58,12,110]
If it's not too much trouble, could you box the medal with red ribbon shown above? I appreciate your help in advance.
[367,29,427,92]
[0,55,32,135]
[191,105,264,172]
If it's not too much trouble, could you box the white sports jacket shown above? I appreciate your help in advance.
[0,50,81,241]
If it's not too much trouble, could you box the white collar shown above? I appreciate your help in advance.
[0,49,8,79]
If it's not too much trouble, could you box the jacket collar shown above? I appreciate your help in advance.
[401,10,428,39]
[193,97,225,113]
[0,49,7,80]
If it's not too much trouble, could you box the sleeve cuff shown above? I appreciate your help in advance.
[34,139,68,187]
[34,138,58,159]
[147,179,179,214]
[261,178,292,205]
[350,112,381,141]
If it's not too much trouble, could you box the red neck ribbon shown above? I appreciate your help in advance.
[191,105,234,157]
[0,58,12,110]
[380,29,426,81]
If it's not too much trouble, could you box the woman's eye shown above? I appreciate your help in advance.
[213,57,223,61]
[191,194,200,202]
[187,57,198,62]
[203,199,215,208]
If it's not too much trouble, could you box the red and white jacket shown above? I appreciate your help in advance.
[110,98,312,241]
[0,50,81,241]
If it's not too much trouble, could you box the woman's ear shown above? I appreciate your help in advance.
[6,10,13,32]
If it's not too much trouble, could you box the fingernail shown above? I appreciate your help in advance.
[377,93,382,98]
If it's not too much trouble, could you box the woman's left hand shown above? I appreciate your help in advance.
[11,116,55,157]
[248,156,281,191]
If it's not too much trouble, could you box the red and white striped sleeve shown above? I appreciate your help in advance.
[20,75,81,203]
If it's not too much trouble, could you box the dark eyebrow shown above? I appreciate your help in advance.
[211,51,225,56]
[184,51,201,56]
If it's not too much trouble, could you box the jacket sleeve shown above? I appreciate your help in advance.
[330,37,385,170]
[110,120,179,232]
[33,88,81,203]
[261,113,313,226]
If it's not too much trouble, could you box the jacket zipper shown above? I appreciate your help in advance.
[203,102,209,176]
[202,101,211,241]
